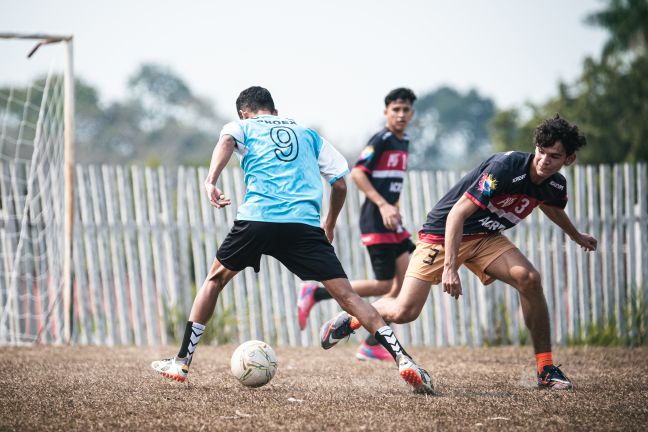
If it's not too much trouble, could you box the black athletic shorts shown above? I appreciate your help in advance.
[216,220,347,281]
[366,237,416,281]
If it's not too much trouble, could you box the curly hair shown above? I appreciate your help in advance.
[533,114,587,156]
[385,87,416,107]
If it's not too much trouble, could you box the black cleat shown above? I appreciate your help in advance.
[319,312,359,349]
[538,364,573,390]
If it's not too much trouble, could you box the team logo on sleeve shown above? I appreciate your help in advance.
[358,145,374,161]
[478,173,498,197]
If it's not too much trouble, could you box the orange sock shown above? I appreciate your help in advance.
[350,316,361,330]
[535,352,553,374]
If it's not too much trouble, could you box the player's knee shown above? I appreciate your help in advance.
[205,273,226,293]
[515,269,542,295]
[392,303,420,324]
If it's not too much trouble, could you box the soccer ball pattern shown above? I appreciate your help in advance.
[230,340,278,388]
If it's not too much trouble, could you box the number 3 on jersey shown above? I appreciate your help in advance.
[514,198,530,214]
[271,127,299,162]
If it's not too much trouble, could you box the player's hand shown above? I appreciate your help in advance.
[205,183,231,208]
[442,267,463,299]
[572,233,597,251]
[379,203,402,231]
[322,219,335,243]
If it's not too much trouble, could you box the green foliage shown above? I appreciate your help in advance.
[570,320,623,346]
[517,327,529,346]
[480,285,648,348]
[409,86,496,170]
[200,305,237,346]
[165,302,187,344]
[566,287,648,346]
[586,0,648,59]
[489,0,648,164]
[482,300,513,346]
[1,62,225,165]
[128,64,191,105]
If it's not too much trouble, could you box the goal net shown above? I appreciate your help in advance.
[0,34,73,344]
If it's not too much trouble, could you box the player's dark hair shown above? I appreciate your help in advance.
[236,86,276,114]
[385,87,416,107]
[533,114,587,156]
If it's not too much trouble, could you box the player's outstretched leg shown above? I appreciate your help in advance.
[152,260,234,384]
[485,248,574,390]
[319,311,435,394]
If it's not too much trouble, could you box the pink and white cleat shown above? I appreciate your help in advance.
[297,281,319,330]
[355,341,393,362]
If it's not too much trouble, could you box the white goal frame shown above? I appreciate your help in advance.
[0,33,75,343]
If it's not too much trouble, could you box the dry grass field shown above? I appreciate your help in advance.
[1,345,647,431]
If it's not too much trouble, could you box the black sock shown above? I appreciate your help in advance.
[374,325,410,362]
[177,321,205,364]
[313,287,332,302]
[365,324,390,346]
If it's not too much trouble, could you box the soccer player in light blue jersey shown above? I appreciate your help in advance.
[151,86,435,394]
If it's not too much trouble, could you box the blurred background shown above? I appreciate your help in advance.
[2,0,645,168]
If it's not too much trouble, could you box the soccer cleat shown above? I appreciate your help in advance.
[537,364,573,390]
[319,312,361,349]
[298,281,319,330]
[151,357,189,383]
[356,341,393,362]
[397,354,436,395]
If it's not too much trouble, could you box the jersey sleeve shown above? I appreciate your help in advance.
[219,121,244,143]
[543,176,569,209]
[463,162,508,209]
[353,134,382,174]
[318,138,350,184]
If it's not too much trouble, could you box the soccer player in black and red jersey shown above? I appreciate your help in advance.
[320,114,597,390]
[298,88,417,361]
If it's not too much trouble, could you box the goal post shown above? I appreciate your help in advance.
[0,33,75,344]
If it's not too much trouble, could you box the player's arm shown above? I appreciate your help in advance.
[324,178,347,243]
[204,134,236,208]
[317,137,350,242]
[351,167,401,230]
[443,195,480,299]
[539,204,597,251]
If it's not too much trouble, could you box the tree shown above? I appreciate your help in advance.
[1,63,227,165]
[586,0,648,59]
[490,0,648,164]
[409,86,495,170]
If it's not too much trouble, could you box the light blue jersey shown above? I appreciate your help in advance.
[220,115,349,227]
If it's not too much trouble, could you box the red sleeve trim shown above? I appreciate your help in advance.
[354,165,372,174]
[464,192,487,209]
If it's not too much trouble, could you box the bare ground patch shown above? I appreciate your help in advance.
[1,345,646,431]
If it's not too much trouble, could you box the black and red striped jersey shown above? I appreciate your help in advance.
[421,151,568,244]
[354,128,411,245]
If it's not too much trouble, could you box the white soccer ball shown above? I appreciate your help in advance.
[230,340,278,388]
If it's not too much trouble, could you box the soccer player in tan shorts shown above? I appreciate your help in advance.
[320,114,597,390]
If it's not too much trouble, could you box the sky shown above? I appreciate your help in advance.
[0,0,608,156]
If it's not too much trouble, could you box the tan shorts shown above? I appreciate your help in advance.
[405,235,518,285]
